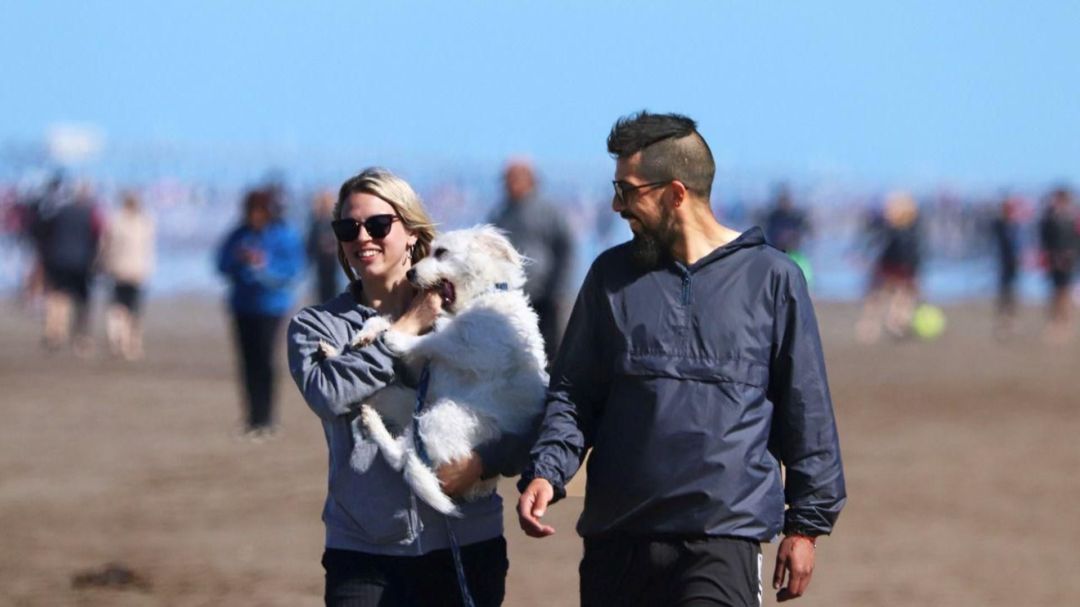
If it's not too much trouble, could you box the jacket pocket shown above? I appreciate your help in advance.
[614,351,768,388]
[328,451,418,545]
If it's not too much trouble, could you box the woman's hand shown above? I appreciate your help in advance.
[437,452,484,497]
[391,289,443,336]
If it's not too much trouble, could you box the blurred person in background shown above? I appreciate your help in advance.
[101,191,155,361]
[489,158,574,364]
[307,190,341,304]
[17,174,65,307]
[217,188,304,437]
[1038,185,1078,342]
[288,168,526,606]
[39,180,104,356]
[763,183,813,284]
[991,194,1023,338]
[855,191,922,343]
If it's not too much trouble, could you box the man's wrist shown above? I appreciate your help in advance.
[517,471,565,501]
[784,531,818,547]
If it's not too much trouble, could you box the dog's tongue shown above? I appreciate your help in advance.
[438,280,456,306]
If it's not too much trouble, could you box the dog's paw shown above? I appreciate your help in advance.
[359,404,379,428]
[316,340,340,360]
[380,330,419,356]
[351,316,392,348]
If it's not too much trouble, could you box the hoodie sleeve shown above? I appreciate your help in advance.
[287,306,400,421]
[216,228,248,280]
[517,263,609,501]
[768,265,847,536]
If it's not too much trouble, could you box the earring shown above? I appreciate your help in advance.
[404,243,414,265]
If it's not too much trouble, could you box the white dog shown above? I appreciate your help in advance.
[334,225,548,516]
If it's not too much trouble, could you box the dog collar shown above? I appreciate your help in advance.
[493,282,508,291]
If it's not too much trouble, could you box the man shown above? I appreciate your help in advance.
[39,182,104,355]
[489,158,574,364]
[991,194,1022,338]
[306,190,341,304]
[517,112,845,606]
[1038,186,1078,342]
[763,184,810,254]
[763,183,814,286]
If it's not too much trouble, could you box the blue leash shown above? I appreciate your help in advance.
[413,363,476,607]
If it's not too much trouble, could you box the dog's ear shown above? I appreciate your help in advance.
[475,225,523,268]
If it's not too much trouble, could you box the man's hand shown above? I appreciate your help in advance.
[773,534,816,602]
[436,452,483,497]
[517,478,556,538]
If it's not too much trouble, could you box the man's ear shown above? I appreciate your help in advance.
[669,180,689,208]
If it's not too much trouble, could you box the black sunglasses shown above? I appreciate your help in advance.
[331,214,400,241]
[612,180,671,204]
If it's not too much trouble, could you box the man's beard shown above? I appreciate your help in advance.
[629,231,664,270]
[626,211,674,271]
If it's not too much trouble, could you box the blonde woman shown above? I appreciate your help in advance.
[287,168,523,606]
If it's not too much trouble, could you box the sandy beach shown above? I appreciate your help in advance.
[1,295,1077,606]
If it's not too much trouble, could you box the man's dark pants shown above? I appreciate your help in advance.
[580,535,762,607]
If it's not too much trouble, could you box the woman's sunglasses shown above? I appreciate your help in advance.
[331,214,400,241]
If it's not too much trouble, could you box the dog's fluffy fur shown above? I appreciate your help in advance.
[338,225,548,516]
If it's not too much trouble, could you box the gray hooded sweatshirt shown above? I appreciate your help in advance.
[287,289,529,555]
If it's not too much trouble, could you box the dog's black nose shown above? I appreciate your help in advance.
[406,268,417,283]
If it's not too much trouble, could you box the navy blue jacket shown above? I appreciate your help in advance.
[519,227,845,541]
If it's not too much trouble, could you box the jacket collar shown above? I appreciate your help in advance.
[672,226,767,273]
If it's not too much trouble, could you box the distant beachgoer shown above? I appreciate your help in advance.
[17,174,65,308]
[763,184,810,253]
[40,182,104,355]
[489,159,574,364]
[306,190,341,304]
[217,188,304,436]
[101,191,155,360]
[991,195,1022,338]
[856,191,922,343]
[763,184,813,284]
[1038,186,1078,342]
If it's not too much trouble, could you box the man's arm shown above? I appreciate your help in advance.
[517,264,608,537]
[768,265,846,600]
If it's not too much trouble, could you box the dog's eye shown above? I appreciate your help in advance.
[434,247,448,259]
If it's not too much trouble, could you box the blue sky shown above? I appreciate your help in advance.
[3,1,1078,186]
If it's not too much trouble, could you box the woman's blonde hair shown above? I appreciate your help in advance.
[334,167,437,284]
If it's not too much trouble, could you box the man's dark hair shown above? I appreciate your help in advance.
[607,111,716,200]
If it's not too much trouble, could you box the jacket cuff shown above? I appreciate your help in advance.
[783,511,832,538]
[516,465,567,502]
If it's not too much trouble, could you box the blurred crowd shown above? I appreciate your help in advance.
[3,174,155,359]
[2,167,1078,362]
[2,164,1077,438]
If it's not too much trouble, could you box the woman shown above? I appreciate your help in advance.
[287,168,523,606]
[102,191,155,360]
[217,187,304,435]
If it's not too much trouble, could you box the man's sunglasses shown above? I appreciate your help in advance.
[331,214,400,241]
[612,180,672,204]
